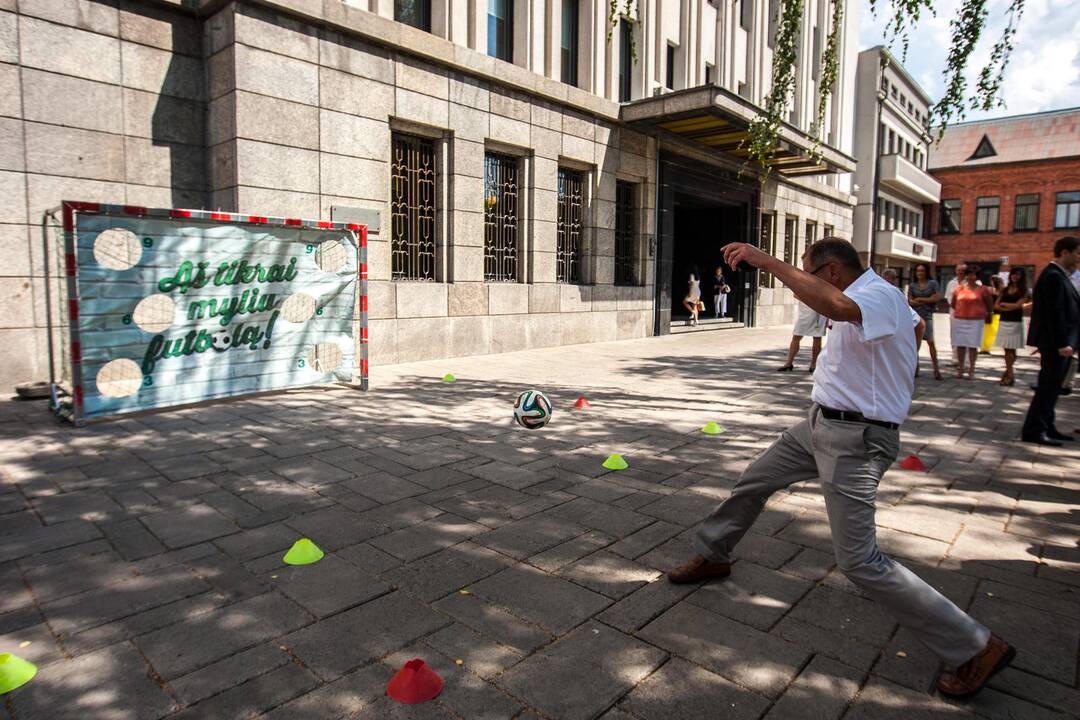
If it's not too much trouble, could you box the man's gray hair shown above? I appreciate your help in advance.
[807,237,864,275]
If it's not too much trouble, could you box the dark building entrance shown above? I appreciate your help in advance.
[654,153,758,335]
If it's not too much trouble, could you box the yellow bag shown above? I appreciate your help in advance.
[980,313,1000,352]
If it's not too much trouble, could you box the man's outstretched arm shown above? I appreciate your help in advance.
[722,243,861,323]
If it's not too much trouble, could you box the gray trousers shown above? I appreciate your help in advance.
[694,405,990,667]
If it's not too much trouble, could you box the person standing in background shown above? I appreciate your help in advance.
[682,268,702,327]
[1022,237,1080,446]
[981,276,1004,354]
[950,267,994,380]
[711,266,730,318]
[993,268,1031,387]
[1061,267,1080,395]
[778,253,826,372]
[882,268,900,287]
[945,263,967,368]
[908,263,944,380]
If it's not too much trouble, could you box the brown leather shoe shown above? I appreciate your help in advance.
[936,634,1015,699]
[667,555,731,584]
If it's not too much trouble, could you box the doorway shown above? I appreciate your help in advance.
[670,195,748,325]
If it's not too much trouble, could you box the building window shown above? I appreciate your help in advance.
[782,216,796,267]
[811,26,821,80]
[805,220,818,251]
[557,168,583,283]
[740,0,752,30]
[759,212,777,287]
[940,199,961,234]
[969,134,997,161]
[767,0,779,48]
[1055,191,1080,229]
[975,196,1000,232]
[483,153,519,282]
[561,0,578,86]
[823,224,834,238]
[1013,193,1040,232]
[665,44,676,90]
[395,0,431,31]
[488,0,513,62]
[614,181,637,286]
[391,133,437,281]
[704,63,713,85]
[619,19,632,102]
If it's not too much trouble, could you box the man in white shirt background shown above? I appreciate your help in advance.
[668,238,1012,699]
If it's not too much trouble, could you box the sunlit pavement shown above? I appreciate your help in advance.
[1,326,1077,719]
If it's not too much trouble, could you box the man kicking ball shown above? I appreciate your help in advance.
[668,238,1013,699]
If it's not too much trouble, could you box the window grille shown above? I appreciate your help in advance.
[557,168,583,283]
[783,217,796,266]
[614,181,636,286]
[390,133,437,281]
[483,153,519,282]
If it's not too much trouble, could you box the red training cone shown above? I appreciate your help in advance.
[386,658,444,704]
[899,455,927,472]
[573,395,590,409]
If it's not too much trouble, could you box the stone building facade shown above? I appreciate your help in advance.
[927,108,1080,287]
[851,46,940,283]
[0,0,858,392]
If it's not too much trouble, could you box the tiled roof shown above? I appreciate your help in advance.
[927,107,1080,169]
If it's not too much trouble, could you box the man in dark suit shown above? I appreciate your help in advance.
[1022,236,1080,446]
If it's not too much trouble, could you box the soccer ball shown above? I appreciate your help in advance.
[513,390,552,429]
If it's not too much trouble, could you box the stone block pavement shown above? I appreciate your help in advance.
[1,326,1077,719]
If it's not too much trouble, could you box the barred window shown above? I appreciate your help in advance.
[614,181,636,286]
[940,199,961,234]
[759,212,777,288]
[557,168,584,283]
[395,0,431,31]
[390,133,437,281]
[483,153,519,282]
[783,216,796,266]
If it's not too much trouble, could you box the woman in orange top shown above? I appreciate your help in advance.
[950,266,995,379]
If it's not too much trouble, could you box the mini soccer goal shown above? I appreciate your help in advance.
[42,202,369,426]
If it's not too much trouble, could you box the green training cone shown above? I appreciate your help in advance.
[442,373,456,383]
[602,453,628,471]
[0,653,37,695]
[283,538,324,566]
[701,421,725,435]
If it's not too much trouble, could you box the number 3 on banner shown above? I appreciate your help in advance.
[298,359,306,368]
[142,376,153,387]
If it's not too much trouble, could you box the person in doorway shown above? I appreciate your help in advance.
[711,266,730,318]
[778,253,826,372]
[993,268,1031,387]
[682,268,702,326]
[908,262,943,380]
[1021,236,1080,446]
[950,266,994,380]
[668,237,1012,700]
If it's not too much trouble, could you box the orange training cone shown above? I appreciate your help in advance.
[574,395,590,409]
[387,658,444,704]
[899,455,927,472]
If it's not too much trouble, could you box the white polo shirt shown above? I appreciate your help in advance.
[811,269,919,425]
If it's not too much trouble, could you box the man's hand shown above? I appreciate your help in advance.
[1059,346,1075,358]
[722,243,773,270]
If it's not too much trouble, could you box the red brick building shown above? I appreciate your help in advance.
[927,107,1080,287]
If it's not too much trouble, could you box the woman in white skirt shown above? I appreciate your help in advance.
[950,266,995,379]
[993,268,1031,386]
[778,254,826,372]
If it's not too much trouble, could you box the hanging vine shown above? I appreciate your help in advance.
[744,0,1028,174]
[606,0,639,64]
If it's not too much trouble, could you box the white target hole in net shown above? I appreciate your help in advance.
[280,293,317,323]
[93,228,143,270]
[315,240,347,273]
[306,342,343,374]
[96,358,143,398]
[132,294,176,333]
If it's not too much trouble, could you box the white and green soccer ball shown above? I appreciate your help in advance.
[513,390,552,429]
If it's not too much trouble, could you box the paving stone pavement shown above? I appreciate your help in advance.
[1,327,1078,719]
